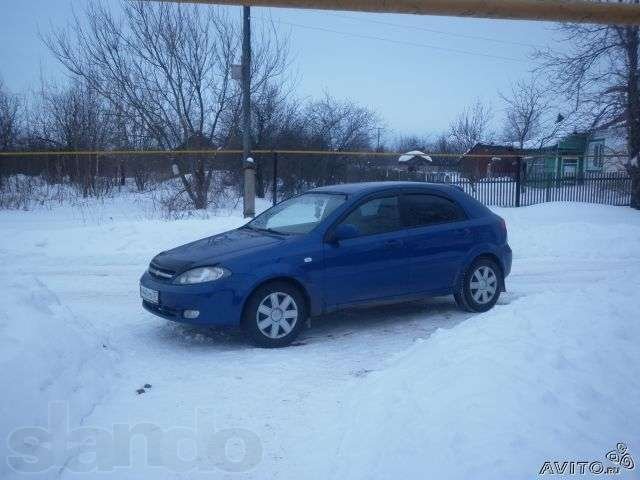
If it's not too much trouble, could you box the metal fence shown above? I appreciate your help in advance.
[266,153,633,208]
[445,172,632,208]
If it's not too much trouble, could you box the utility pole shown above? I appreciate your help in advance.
[242,5,255,218]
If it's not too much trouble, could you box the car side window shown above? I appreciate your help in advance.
[339,196,401,237]
[403,194,466,227]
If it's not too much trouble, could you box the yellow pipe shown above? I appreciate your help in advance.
[148,0,640,25]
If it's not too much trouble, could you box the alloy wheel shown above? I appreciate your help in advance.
[256,292,299,339]
[469,266,498,305]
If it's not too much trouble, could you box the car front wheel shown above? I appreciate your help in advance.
[455,258,502,313]
[243,281,307,348]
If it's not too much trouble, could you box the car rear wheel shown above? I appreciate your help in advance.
[455,258,502,313]
[243,281,306,348]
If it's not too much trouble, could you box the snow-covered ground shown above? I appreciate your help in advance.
[1,197,639,479]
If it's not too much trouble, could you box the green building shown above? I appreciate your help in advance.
[523,133,589,177]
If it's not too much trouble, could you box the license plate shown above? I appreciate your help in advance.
[140,285,159,304]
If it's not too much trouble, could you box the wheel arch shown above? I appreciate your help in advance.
[456,251,506,293]
[241,276,312,326]
[475,253,505,291]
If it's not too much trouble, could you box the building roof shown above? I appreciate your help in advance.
[462,143,524,157]
[398,150,433,163]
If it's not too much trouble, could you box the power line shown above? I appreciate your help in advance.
[319,11,546,50]
[255,16,528,63]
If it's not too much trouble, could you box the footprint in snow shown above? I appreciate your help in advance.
[136,383,153,395]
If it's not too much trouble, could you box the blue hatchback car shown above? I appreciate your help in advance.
[140,182,512,347]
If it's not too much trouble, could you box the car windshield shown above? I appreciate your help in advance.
[247,193,346,235]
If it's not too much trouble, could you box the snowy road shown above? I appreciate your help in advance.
[1,202,639,479]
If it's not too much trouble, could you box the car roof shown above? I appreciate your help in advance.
[310,181,460,196]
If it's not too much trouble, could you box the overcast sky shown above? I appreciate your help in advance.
[0,0,564,139]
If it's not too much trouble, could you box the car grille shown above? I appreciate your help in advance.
[148,262,176,281]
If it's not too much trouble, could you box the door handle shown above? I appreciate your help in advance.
[385,239,404,248]
[457,228,472,237]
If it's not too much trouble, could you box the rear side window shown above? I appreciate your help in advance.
[340,196,401,236]
[403,194,466,227]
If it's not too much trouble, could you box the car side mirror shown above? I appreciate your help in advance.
[330,223,360,243]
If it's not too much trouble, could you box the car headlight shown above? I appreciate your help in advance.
[173,266,230,285]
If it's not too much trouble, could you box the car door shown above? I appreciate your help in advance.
[400,193,475,294]
[322,195,409,307]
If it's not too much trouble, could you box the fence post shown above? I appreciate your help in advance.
[545,173,551,202]
[515,158,522,207]
[272,151,278,206]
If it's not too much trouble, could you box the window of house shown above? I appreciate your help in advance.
[487,157,501,177]
[339,196,401,236]
[402,194,466,228]
[593,143,605,169]
[562,158,578,176]
[528,157,545,176]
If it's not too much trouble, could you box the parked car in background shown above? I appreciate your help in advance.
[140,182,512,347]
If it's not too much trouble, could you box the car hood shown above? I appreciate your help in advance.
[151,227,285,273]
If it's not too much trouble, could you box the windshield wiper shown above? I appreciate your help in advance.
[264,227,291,235]
[242,224,290,235]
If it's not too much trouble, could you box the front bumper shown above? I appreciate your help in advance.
[139,271,245,327]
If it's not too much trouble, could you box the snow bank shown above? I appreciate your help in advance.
[334,270,640,479]
[0,174,271,224]
[0,279,114,477]
[498,203,640,260]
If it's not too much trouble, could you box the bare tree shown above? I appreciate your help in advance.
[108,100,160,191]
[499,78,562,149]
[536,14,640,208]
[449,100,493,152]
[303,93,381,186]
[29,80,111,195]
[0,79,22,189]
[304,93,380,151]
[395,134,428,153]
[430,132,458,155]
[248,81,298,196]
[45,0,289,209]
[0,78,20,152]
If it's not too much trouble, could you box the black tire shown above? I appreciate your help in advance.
[454,257,502,313]
[242,281,307,348]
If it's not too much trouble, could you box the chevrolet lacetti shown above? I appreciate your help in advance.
[140,182,512,347]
